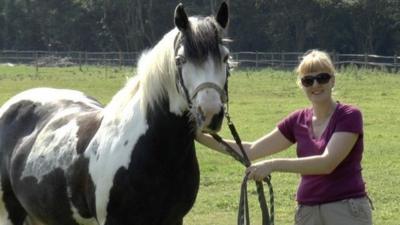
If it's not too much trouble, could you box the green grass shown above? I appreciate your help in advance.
[0,65,399,224]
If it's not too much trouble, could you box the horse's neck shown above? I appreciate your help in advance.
[99,94,192,148]
[146,97,193,135]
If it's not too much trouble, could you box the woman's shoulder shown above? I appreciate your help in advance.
[334,102,363,132]
[336,102,362,116]
[286,107,311,119]
[281,107,312,124]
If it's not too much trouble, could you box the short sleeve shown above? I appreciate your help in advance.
[277,111,299,143]
[335,106,363,134]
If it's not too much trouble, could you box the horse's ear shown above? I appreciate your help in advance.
[216,2,229,29]
[174,3,189,31]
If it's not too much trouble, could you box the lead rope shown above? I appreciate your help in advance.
[211,112,274,225]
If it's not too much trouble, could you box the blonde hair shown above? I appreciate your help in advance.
[296,50,336,76]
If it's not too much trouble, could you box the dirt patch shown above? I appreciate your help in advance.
[32,56,75,67]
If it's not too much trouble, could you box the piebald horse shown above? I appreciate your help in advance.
[0,2,230,225]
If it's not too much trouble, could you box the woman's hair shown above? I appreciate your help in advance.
[296,50,336,76]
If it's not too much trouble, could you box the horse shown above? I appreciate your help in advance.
[0,2,230,225]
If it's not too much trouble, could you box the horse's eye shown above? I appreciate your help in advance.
[223,55,229,63]
[175,55,186,66]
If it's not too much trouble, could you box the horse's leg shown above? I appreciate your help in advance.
[0,179,28,225]
[0,193,27,225]
[0,199,14,225]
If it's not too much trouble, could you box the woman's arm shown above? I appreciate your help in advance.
[195,127,293,161]
[247,127,293,160]
[195,131,250,157]
[246,132,359,181]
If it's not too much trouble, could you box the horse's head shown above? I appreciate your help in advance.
[174,2,230,134]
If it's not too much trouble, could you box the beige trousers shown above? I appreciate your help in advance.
[294,197,373,225]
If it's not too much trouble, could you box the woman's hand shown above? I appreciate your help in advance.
[246,160,275,181]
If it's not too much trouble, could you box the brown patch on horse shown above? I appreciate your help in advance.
[76,111,103,154]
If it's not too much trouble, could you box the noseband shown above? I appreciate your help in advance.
[173,32,228,107]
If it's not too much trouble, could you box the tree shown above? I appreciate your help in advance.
[0,0,399,54]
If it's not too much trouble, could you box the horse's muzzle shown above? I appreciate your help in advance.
[194,104,224,133]
[192,84,226,133]
[206,108,224,133]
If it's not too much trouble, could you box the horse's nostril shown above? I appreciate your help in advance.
[207,107,224,132]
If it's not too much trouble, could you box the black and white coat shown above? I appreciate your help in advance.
[0,2,230,225]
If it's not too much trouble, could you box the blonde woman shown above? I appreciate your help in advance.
[196,50,372,225]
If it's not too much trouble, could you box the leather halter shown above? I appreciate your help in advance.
[173,29,274,225]
[173,31,228,107]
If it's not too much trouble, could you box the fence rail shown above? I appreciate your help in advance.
[0,50,399,72]
[231,51,399,72]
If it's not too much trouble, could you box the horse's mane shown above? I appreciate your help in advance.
[104,16,227,119]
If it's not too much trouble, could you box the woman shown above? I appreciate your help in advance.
[196,50,372,225]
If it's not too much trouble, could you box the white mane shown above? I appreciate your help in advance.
[103,17,226,119]
[104,28,184,118]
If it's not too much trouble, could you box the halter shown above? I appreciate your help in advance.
[173,31,228,107]
[173,30,274,225]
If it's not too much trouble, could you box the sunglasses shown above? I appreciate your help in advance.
[301,73,332,87]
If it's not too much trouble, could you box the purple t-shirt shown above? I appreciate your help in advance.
[277,103,366,205]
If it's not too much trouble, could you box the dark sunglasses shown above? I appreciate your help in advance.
[301,73,332,87]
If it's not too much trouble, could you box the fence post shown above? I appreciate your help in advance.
[335,53,339,67]
[119,51,123,69]
[395,55,398,73]
[84,51,88,67]
[255,51,258,68]
[103,52,107,77]
[79,51,82,71]
[364,53,368,68]
[235,53,239,65]
[281,52,285,68]
[271,53,274,67]
[35,52,39,75]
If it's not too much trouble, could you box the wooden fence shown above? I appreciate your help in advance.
[231,51,400,72]
[0,50,399,72]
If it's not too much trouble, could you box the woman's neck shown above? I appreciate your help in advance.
[312,100,337,120]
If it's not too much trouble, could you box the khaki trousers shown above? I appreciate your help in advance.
[294,197,372,225]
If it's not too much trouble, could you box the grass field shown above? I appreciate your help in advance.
[0,65,399,224]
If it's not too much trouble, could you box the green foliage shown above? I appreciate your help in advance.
[258,0,400,54]
[0,65,399,224]
[0,0,399,54]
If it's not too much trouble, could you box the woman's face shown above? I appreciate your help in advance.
[299,72,335,104]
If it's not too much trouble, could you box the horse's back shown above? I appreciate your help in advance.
[0,88,102,225]
[0,88,102,158]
